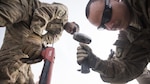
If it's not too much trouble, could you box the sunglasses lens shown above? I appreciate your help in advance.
[104,9,112,22]
[98,0,112,29]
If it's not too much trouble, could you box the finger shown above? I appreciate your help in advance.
[79,43,91,52]
[20,58,42,64]
[77,46,82,50]
[29,50,42,59]
[77,54,88,61]
[77,49,87,54]
[28,48,41,59]
[77,53,88,57]
[77,57,85,62]
[28,49,37,58]
[34,50,42,57]
[79,42,85,45]
[20,58,28,63]
[77,45,88,53]
[25,58,42,64]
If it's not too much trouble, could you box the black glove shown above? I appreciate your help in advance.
[77,43,99,69]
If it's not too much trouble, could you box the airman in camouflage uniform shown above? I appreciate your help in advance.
[76,0,150,84]
[0,0,79,84]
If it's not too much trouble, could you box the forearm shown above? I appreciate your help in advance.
[92,46,149,83]
[93,58,147,83]
[76,42,148,83]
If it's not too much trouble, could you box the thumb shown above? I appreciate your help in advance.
[79,43,92,52]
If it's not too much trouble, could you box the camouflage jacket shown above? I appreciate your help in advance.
[0,0,68,81]
[0,0,68,55]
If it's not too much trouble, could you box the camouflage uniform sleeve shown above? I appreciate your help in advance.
[30,2,68,44]
[93,31,149,83]
[0,0,28,26]
[30,2,68,36]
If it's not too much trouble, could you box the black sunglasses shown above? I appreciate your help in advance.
[98,0,112,29]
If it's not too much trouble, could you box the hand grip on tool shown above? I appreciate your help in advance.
[73,32,92,73]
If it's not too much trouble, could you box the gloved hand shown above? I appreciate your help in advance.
[21,33,43,64]
[77,43,98,69]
